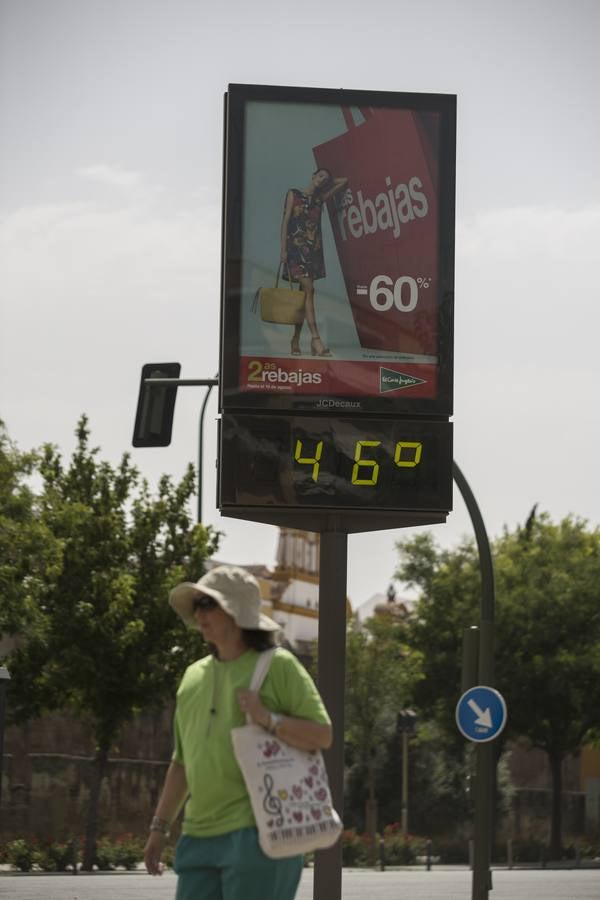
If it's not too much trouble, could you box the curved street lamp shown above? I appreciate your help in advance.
[453,461,496,900]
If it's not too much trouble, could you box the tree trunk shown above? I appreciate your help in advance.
[82,743,110,870]
[365,761,378,866]
[548,749,563,860]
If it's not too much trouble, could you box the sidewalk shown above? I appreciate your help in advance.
[1,868,599,899]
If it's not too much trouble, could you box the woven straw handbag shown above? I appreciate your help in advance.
[252,263,306,325]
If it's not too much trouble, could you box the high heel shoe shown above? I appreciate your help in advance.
[291,337,301,356]
[311,337,332,357]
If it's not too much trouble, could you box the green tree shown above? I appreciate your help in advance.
[494,513,600,856]
[0,421,62,636]
[395,513,600,857]
[1,417,219,868]
[344,610,420,855]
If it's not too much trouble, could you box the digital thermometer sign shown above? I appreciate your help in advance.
[218,413,452,531]
[218,84,455,532]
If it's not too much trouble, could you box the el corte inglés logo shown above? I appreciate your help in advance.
[379,367,426,393]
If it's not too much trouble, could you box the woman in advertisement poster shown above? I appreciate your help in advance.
[281,168,347,357]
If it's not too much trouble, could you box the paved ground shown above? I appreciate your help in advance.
[1,868,599,900]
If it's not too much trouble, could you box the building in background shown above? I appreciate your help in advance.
[213,528,322,658]
[353,582,413,626]
[269,527,321,654]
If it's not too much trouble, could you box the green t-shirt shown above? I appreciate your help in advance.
[173,647,331,837]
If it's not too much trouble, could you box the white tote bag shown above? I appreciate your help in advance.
[231,649,343,859]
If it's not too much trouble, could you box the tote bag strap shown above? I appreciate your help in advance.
[244,648,278,723]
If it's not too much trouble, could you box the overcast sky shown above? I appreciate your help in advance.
[1,0,599,607]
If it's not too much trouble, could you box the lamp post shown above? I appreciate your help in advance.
[131,367,218,523]
[398,709,417,837]
[196,376,217,524]
[0,667,11,809]
[452,461,496,900]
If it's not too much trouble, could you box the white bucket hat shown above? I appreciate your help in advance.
[169,565,280,632]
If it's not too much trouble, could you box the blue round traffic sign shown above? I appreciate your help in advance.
[456,686,507,743]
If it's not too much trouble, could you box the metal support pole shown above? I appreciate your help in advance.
[197,380,216,524]
[139,375,218,523]
[401,728,409,837]
[144,378,219,387]
[462,626,479,694]
[0,667,11,810]
[313,531,347,900]
[453,462,496,900]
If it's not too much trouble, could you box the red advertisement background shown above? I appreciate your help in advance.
[313,107,439,356]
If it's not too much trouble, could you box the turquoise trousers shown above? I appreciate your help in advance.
[174,828,303,900]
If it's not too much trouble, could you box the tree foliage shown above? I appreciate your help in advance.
[345,612,420,767]
[0,416,219,865]
[395,512,600,854]
[0,422,62,636]
[344,610,421,842]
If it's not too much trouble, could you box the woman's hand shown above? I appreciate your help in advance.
[237,690,332,751]
[144,760,187,876]
[144,830,167,876]
[237,689,270,728]
[321,175,348,203]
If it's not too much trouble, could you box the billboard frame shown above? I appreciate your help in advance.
[219,82,456,419]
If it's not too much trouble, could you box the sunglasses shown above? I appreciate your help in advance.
[192,595,220,612]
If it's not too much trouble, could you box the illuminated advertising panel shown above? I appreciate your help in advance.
[220,83,456,417]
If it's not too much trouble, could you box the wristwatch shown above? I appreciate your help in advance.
[149,815,170,837]
[268,712,283,734]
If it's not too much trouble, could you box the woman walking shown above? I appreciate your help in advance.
[143,565,332,900]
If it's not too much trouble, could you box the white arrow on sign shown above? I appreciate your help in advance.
[467,698,493,729]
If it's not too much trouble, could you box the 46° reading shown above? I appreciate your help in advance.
[293,438,423,485]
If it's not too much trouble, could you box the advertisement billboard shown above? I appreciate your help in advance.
[220,84,456,417]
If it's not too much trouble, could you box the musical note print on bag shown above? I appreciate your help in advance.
[262,773,284,826]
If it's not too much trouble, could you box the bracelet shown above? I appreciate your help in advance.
[268,712,283,734]
[149,815,170,836]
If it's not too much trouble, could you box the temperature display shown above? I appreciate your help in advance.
[219,413,452,514]
[294,436,423,484]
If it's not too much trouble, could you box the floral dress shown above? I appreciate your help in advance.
[284,189,326,282]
